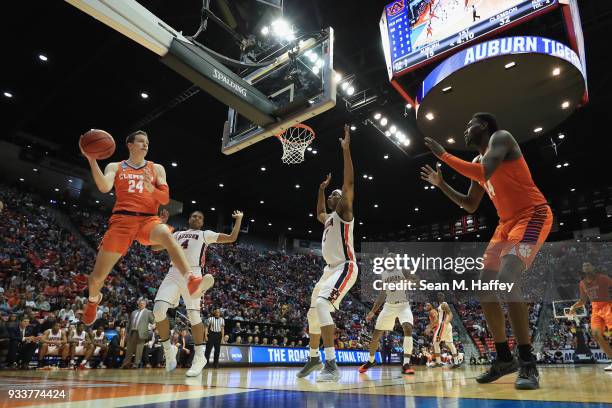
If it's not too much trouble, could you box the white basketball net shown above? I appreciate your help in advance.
[276,124,316,165]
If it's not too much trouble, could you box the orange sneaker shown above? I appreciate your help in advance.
[402,364,415,375]
[187,274,203,295]
[83,293,102,325]
[358,360,375,373]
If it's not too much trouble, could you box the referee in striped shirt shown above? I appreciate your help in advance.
[204,309,224,368]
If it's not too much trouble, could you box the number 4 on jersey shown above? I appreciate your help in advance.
[181,239,189,249]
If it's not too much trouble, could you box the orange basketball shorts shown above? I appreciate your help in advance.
[99,214,162,256]
[591,302,612,332]
[483,204,553,271]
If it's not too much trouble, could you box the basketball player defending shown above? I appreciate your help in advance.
[422,112,552,389]
[297,124,356,382]
[79,131,202,325]
[153,209,243,377]
[568,262,612,371]
[359,263,415,375]
[432,293,461,368]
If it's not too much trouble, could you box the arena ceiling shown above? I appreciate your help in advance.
[2,0,612,245]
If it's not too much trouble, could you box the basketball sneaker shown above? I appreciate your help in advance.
[296,357,323,378]
[358,361,375,373]
[515,358,539,390]
[402,364,415,375]
[475,358,519,383]
[186,353,207,377]
[317,360,340,382]
[82,293,102,325]
[187,274,203,295]
[165,344,178,372]
[604,362,612,372]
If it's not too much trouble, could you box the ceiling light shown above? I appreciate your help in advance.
[383,154,389,159]
[171,162,178,167]
[504,61,516,69]
[425,113,434,121]
[295,184,300,189]
[334,72,342,82]
[582,218,587,222]
[312,66,320,75]
[191,200,196,204]
[563,162,569,167]
[219,183,224,187]
[561,101,570,109]
[407,224,411,227]
[307,147,313,151]
[95,200,100,204]
[33,168,38,172]
[362,236,366,239]
[363,174,368,179]
[374,204,379,208]
[384,131,391,137]
[442,86,453,93]
[389,125,397,134]
[309,213,313,217]
[68,179,73,183]
[556,164,562,169]
[312,150,318,154]
[308,230,312,233]
[414,207,419,211]
[533,127,543,133]
[287,227,292,231]
[341,82,349,91]
[260,166,266,171]
[140,92,149,99]
[261,26,270,35]
[268,222,272,226]
[54,188,59,192]
[315,59,324,69]
[3,92,13,98]
[374,113,382,120]
[552,67,561,76]
[368,176,373,180]
[403,139,411,146]
[250,219,255,222]
[260,200,264,204]
[19,178,24,182]
[559,222,564,226]
[447,138,455,144]
[210,207,215,211]
[437,237,441,240]
[38,54,49,62]
[346,86,355,95]
[308,53,318,63]
[570,188,575,192]
[350,125,356,131]
[424,186,429,190]
[359,221,363,225]
[405,104,412,110]
[380,117,388,126]
[558,133,565,139]
[110,192,114,196]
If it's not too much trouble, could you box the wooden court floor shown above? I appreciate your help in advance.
[0,364,610,407]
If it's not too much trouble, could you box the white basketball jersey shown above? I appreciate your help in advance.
[438,303,450,326]
[72,330,86,345]
[94,331,105,342]
[381,269,408,303]
[48,329,62,342]
[172,229,219,269]
[321,212,355,266]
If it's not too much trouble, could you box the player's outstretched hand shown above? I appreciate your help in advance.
[420,163,443,187]
[320,173,331,190]
[340,124,350,150]
[143,168,155,193]
[159,209,169,224]
[424,137,446,158]
[232,210,243,220]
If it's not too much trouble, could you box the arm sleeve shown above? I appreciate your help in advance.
[440,153,486,183]
[204,230,220,244]
[152,184,170,205]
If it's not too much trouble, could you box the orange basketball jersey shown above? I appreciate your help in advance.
[478,156,547,221]
[580,274,612,303]
[113,160,161,214]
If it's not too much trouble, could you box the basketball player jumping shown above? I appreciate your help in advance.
[568,262,612,371]
[422,112,553,389]
[431,292,461,368]
[153,209,243,377]
[297,124,356,382]
[79,131,203,325]
[359,261,415,375]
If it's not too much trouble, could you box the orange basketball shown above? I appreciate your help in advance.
[79,129,115,160]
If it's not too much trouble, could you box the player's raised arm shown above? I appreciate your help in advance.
[316,173,331,224]
[216,211,244,243]
[421,163,485,213]
[337,124,354,221]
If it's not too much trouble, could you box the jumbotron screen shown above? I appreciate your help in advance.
[380,0,558,77]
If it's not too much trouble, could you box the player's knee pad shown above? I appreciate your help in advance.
[433,342,441,354]
[307,308,321,335]
[315,297,334,327]
[187,309,202,326]
[153,301,169,322]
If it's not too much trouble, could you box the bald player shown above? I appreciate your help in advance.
[422,112,553,389]
[568,262,612,372]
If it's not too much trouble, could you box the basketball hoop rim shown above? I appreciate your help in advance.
[274,123,316,142]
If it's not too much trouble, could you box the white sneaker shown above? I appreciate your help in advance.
[99,363,107,369]
[186,353,207,377]
[604,362,612,372]
[165,345,178,372]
